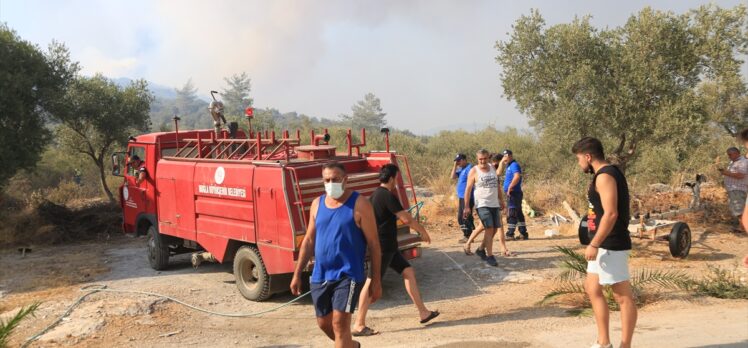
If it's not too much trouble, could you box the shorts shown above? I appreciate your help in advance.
[379,251,411,278]
[476,206,502,228]
[310,277,364,317]
[586,248,630,285]
[727,190,747,217]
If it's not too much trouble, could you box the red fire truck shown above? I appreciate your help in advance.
[112,107,423,301]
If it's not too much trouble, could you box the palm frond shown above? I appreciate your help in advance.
[553,246,587,280]
[0,302,40,347]
[558,268,585,281]
[603,286,619,310]
[632,268,692,290]
[538,281,585,305]
[554,246,586,264]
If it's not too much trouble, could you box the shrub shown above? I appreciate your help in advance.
[0,303,39,348]
[687,265,748,300]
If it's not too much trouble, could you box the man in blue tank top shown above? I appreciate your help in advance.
[291,161,382,348]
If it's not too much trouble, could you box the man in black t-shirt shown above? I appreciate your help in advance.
[352,164,439,336]
[572,137,636,348]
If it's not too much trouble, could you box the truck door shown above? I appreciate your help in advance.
[254,168,279,246]
[123,146,148,232]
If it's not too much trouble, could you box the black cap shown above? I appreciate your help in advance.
[502,149,513,156]
[131,155,141,162]
[454,153,467,161]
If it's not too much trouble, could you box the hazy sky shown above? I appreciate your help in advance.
[1,0,745,134]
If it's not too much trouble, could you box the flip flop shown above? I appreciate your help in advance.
[420,310,440,324]
[463,245,473,255]
[503,250,514,257]
[352,326,379,337]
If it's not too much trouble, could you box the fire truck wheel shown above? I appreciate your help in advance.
[668,222,691,258]
[233,246,271,301]
[147,226,169,270]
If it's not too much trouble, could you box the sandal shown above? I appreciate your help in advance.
[352,326,379,337]
[420,310,440,324]
[502,250,514,257]
[463,244,473,255]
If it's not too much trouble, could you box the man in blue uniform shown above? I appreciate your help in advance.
[501,149,528,240]
[451,153,474,243]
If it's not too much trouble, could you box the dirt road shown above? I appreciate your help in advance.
[2,220,748,347]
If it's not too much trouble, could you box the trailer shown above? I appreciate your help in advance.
[578,179,705,258]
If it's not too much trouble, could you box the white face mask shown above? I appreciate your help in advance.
[324,182,345,199]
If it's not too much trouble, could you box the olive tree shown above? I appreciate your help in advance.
[496,5,748,171]
[55,74,153,202]
[0,26,75,189]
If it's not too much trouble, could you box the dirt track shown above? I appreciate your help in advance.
[2,218,748,347]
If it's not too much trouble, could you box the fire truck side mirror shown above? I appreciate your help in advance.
[111,152,125,177]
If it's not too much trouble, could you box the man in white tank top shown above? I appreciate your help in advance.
[462,149,505,266]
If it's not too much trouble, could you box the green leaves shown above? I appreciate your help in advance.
[52,74,154,201]
[543,245,695,313]
[0,26,72,189]
[686,265,748,299]
[539,281,585,306]
[553,246,587,281]
[496,5,748,171]
[340,93,387,132]
[222,72,253,119]
[0,302,39,347]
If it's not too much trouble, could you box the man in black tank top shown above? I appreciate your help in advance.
[572,137,637,348]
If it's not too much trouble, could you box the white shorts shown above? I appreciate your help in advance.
[586,248,630,285]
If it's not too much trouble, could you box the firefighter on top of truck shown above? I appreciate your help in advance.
[129,155,147,185]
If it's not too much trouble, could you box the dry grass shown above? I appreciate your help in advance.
[525,179,586,216]
[425,174,454,196]
[44,180,94,206]
[0,208,46,247]
[0,198,120,247]
[420,194,456,228]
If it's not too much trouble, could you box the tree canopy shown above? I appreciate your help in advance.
[222,72,253,119]
[0,26,76,188]
[340,93,388,132]
[54,74,154,201]
[496,4,748,169]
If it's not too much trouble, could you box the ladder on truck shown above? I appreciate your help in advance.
[395,154,421,219]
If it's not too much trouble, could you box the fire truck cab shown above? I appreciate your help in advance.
[113,124,422,301]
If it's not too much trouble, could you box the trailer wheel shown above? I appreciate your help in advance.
[233,246,271,301]
[668,222,691,258]
[578,215,591,245]
[147,226,169,270]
